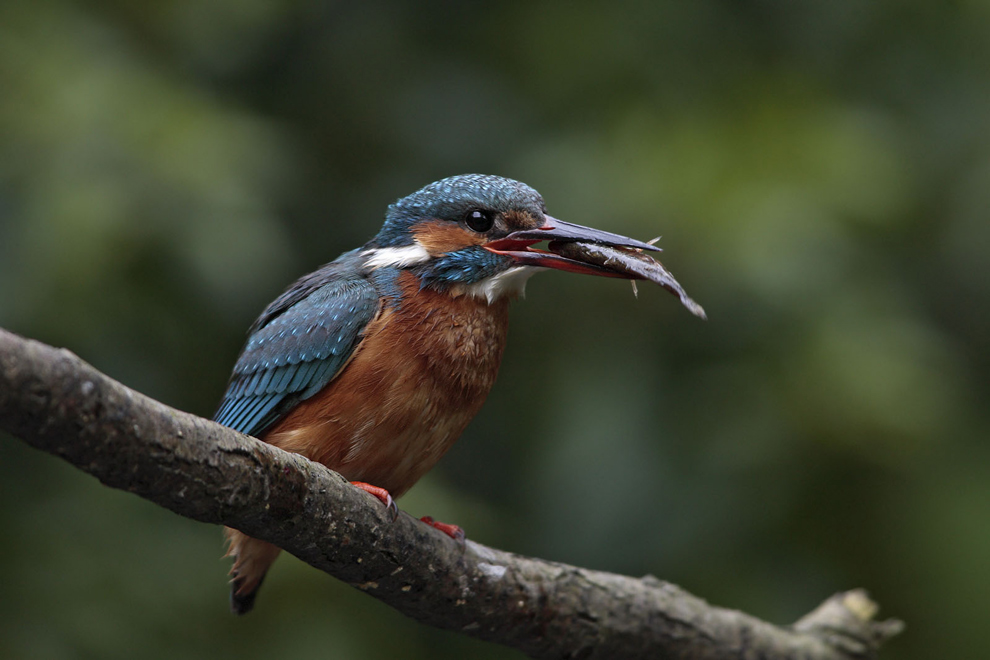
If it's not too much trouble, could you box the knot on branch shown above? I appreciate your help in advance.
[795,590,905,658]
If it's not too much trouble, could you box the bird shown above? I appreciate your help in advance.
[213,174,673,614]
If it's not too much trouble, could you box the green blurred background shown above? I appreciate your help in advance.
[1,1,988,658]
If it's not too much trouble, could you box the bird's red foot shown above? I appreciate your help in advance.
[420,516,465,542]
[350,481,399,521]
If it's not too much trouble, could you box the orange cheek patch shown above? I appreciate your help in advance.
[412,220,487,255]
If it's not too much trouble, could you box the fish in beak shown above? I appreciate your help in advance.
[484,215,706,319]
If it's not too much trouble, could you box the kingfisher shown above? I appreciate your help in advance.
[214,174,684,614]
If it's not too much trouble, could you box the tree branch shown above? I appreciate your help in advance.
[0,327,902,659]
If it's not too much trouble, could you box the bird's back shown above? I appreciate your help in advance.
[214,249,379,439]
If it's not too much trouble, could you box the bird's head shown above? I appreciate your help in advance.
[364,174,658,302]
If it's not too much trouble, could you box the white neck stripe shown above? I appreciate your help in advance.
[363,244,431,269]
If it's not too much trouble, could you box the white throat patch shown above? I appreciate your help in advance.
[459,266,542,304]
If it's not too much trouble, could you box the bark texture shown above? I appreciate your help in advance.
[0,328,903,659]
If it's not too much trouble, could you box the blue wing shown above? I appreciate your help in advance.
[214,258,379,438]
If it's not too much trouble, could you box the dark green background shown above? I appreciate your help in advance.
[2,2,988,658]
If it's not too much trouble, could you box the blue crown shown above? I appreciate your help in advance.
[375,174,545,247]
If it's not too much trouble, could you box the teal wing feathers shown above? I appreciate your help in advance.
[214,263,379,438]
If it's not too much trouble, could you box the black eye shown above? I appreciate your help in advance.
[464,209,495,233]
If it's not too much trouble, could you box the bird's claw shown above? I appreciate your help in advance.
[350,481,399,521]
[420,516,465,542]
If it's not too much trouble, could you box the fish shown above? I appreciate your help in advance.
[548,240,707,319]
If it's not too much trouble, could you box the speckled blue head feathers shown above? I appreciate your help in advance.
[374,174,546,247]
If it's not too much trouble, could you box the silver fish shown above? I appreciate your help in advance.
[549,241,707,319]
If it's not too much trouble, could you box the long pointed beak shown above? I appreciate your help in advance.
[502,215,659,252]
[483,215,659,276]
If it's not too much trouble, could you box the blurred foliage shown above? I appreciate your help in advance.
[1,1,989,658]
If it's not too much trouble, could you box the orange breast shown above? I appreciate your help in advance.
[261,271,510,496]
